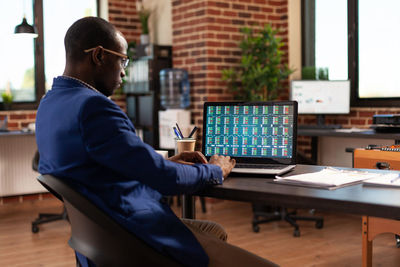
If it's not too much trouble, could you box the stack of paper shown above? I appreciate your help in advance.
[363,174,400,188]
[274,167,398,190]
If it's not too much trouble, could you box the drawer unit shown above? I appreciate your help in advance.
[353,149,400,170]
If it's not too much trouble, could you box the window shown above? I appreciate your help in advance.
[303,0,400,107]
[315,0,348,80]
[0,1,36,104]
[43,0,98,90]
[0,0,98,109]
[358,0,400,99]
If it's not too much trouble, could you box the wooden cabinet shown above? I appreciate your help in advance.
[353,148,400,267]
[353,149,400,170]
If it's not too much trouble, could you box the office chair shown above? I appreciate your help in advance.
[251,204,323,237]
[251,152,324,237]
[31,151,68,233]
[37,174,182,267]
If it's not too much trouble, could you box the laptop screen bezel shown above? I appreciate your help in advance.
[202,101,298,165]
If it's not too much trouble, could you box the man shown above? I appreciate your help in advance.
[36,17,277,267]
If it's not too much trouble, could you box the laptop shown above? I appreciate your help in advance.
[202,101,297,175]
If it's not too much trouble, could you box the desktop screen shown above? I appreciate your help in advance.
[202,102,296,160]
[290,80,350,114]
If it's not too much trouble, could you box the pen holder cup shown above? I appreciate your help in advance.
[175,138,196,155]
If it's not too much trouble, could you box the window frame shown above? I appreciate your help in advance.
[8,0,100,110]
[303,0,400,108]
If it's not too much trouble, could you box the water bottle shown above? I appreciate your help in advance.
[159,68,190,109]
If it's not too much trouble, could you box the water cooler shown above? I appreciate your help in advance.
[158,68,192,150]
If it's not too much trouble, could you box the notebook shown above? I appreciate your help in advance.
[202,101,297,175]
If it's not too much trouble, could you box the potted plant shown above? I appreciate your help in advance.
[2,89,13,110]
[302,66,329,80]
[136,1,151,44]
[222,24,293,101]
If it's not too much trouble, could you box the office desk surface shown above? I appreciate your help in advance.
[195,165,400,220]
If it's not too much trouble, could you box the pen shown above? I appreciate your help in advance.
[188,126,198,138]
[390,174,400,183]
[176,123,184,138]
[173,127,182,139]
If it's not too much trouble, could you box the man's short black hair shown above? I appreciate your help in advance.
[64,17,119,62]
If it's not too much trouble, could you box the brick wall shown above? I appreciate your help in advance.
[171,0,289,145]
[0,110,37,131]
[108,0,141,43]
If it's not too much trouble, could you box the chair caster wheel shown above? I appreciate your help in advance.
[32,225,39,233]
[252,224,260,233]
[293,229,300,237]
[316,220,324,229]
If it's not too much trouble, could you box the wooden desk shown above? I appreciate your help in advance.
[182,165,400,266]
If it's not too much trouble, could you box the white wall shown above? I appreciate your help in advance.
[288,0,302,80]
[143,0,172,45]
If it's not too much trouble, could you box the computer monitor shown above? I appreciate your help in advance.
[290,80,350,128]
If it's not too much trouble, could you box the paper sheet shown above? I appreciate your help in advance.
[275,167,399,190]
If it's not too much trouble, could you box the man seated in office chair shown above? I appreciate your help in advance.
[35,17,277,267]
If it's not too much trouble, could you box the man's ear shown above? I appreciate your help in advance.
[91,46,104,66]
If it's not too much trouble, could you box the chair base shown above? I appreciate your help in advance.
[31,206,68,233]
[251,204,323,237]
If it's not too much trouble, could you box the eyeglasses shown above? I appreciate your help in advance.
[84,46,130,69]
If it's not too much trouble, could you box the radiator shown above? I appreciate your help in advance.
[0,134,46,197]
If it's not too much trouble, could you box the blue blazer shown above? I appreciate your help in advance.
[36,77,223,267]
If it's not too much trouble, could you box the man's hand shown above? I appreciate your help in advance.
[209,155,236,179]
[168,151,208,165]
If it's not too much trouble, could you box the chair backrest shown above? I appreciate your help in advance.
[37,175,182,267]
[32,151,39,172]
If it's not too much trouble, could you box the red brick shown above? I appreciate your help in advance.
[216,33,229,39]
[238,12,252,18]
[22,194,40,202]
[268,15,283,21]
[207,9,221,16]
[41,192,56,199]
[9,114,27,120]
[216,18,231,24]
[2,196,20,204]
[254,14,266,20]
[223,42,237,48]
[7,122,19,127]
[223,26,238,33]
[232,4,245,9]
[207,41,222,47]
[223,11,236,17]
[248,5,260,11]
[207,25,222,31]
[28,113,36,119]
[350,119,367,125]
[261,7,273,12]
[358,111,376,117]
[232,19,245,25]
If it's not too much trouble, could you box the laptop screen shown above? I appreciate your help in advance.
[202,101,297,165]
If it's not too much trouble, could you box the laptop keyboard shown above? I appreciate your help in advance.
[235,164,286,169]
